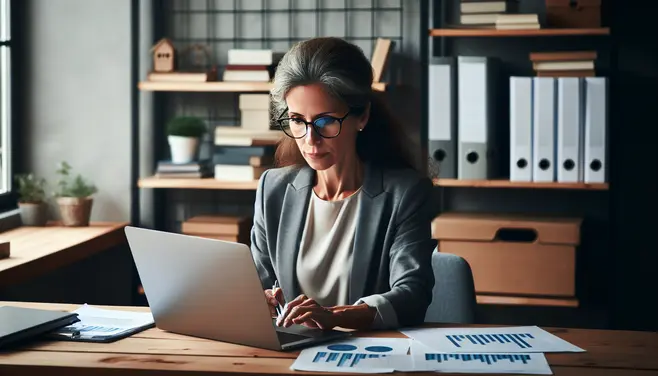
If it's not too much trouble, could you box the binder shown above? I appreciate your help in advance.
[47,304,155,343]
[428,57,457,178]
[583,77,608,183]
[509,77,533,182]
[457,57,498,180]
[556,77,583,183]
[0,306,79,349]
[532,77,556,182]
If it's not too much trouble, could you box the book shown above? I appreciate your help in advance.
[461,1,507,14]
[533,60,595,71]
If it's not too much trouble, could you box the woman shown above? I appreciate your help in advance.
[250,37,438,331]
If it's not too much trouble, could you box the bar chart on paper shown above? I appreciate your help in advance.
[411,342,553,374]
[401,326,585,353]
[446,332,535,349]
[290,337,413,373]
[425,353,532,364]
[313,352,386,368]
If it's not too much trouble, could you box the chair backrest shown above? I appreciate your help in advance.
[424,250,477,324]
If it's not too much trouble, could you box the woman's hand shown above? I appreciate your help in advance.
[264,288,284,318]
[276,294,377,330]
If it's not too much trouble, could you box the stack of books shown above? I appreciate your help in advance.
[154,160,212,179]
[530,51,597,77]
[213,144,276,181]
[181,215,253,246]
[459,0,508,26]
[213,93,280,182]
[495,14,539,30]
[223,49,280,82]
[458,1,539,30]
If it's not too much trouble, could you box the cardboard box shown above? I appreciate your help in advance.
[181,215,253,246]
[546,0,601,28]
[0,241,8,259]
[432,213,582,298]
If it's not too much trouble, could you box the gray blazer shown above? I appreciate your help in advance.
[249,162,438,327]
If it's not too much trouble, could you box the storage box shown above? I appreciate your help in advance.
[0,241,9,259]
[546,0,601,28]
[182,215,253,246]
[432,213,582,297]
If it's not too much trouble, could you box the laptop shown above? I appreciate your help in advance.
[124,226,351,351]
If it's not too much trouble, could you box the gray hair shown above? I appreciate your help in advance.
[270,37,374,117]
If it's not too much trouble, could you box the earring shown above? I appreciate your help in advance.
[358,128,363,132]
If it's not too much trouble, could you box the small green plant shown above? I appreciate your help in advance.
[15,173,47,203]
[54,161,98,198]
[166,116,207,137]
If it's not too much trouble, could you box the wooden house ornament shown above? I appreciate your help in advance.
[151,38,175,73]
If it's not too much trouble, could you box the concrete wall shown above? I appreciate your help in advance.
[21,0,132,222]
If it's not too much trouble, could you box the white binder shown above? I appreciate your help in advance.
[428,57,457,178]
[509,77,533,182]
[532,77,556,182]
[556,78,583,183]
[457,57,497,180]
[584,77,608,183]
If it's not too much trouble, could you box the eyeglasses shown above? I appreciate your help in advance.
[276,107,351,139]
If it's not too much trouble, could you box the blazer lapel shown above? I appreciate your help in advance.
[349,163,387,304]
[276,166,313,303]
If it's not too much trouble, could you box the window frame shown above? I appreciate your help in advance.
[0,0,18,214]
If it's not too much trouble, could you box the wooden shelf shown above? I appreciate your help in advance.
[138,81,387,92]
[429,27,610,37]
[138,177,259,190]
[434,179,609,190]
[477,295,579,308]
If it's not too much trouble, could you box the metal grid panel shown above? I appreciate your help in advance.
[159,0,405,154]
[165,0,404,71]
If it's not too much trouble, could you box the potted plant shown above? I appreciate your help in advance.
[166,116,207,163]
[15,173,49,226]
[54,161,98,227]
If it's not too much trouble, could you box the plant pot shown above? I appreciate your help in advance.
[168,135,200,163]
[56,197,93,227]
[18,202,49,226]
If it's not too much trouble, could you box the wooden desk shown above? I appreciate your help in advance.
[0,302,656,376]
[0,222,128,288]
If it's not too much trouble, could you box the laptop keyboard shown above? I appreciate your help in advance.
[276,330,310,344]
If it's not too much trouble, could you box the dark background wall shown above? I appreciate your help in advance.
[608,0,658,332]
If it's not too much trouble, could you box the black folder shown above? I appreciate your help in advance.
[0,306,79,349]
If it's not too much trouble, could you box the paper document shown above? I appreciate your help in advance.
[50,304,154,340]
[289,337,412,373]
[401,326,584,353]
[410,340,553,374]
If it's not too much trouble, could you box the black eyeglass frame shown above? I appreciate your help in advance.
[275,107,351,139]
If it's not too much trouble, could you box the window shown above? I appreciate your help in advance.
[0,0,12,211]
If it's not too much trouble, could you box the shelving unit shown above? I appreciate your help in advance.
[138,177,259,190]
[434,179,609,190]
[131,3,409,309]
[476,295,579,308]
[138,81,387,92]
[424,0,613,317]
[429,27,610,37]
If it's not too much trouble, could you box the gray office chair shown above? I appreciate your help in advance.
[424,250,477,324]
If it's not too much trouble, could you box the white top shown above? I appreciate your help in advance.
[295,188,399,329]
[296,188,361,307]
